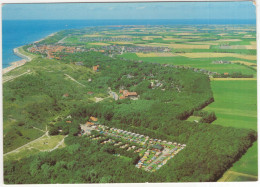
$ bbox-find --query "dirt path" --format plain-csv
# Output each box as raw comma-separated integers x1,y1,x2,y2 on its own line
57,36,67,44
32,126,46,133
3,70,31,83
4,130,48,156
48,135,68,152
64,74,86,87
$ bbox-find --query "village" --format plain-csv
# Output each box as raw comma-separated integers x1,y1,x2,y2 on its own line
79,116,186,172
79,36,133,42
27,44,84,59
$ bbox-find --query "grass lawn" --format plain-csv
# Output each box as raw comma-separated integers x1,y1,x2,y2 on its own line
4,135,65,161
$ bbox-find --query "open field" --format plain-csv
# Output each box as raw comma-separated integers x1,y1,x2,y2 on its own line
142,36,162,40
177,53,256,61
220,45,256,50
136,43,210,49
136,53,177,57
121,54,256,75
231,60,257,67
204,80,257,130
83,34,103,37
218,170,257,182
211,78,257,81
89,42,111,46
204,80,257,181
4,134,66,161
111,42,134,45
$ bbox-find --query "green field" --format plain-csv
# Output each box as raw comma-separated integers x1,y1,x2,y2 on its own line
204,80,257,181
120,53,256,75
205,80,257,130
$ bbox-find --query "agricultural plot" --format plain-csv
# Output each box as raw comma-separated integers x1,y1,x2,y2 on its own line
204,80,257,130
121,54,256,75
177,53,256,61
204,80,257,181
89,43,111,46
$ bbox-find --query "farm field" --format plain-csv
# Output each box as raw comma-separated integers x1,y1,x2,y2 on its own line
204,80,257,130
204,80,257,181
121,54,256,76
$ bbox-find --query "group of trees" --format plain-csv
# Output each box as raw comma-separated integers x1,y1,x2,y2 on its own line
193,110,217,123
213,72,254,78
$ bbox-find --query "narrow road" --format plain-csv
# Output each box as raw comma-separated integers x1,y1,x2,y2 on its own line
64,74,86,87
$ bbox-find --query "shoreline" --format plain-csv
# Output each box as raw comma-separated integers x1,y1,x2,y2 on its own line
2,47,31,75
2,32,57,75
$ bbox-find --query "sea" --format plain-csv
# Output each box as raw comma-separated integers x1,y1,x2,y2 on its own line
2,19,256,68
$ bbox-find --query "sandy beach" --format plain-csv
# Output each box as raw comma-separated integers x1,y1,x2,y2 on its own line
2,47,32,75
2,32,57,75
2,59,27,75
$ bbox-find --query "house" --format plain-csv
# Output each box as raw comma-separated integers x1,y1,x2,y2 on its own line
86,121,95,126
90,116,98,122
66,121,72,123
224,72,229,75
63,93,69,97
121,90,138,98
119,96,126,100
93,65,100,72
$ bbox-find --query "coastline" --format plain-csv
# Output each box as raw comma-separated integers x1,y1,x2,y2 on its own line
2,32,57,75
2,47,32,75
